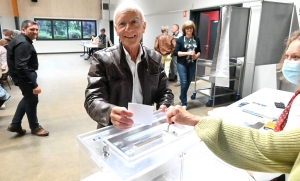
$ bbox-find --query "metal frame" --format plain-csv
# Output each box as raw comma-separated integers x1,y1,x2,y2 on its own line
193,58,243,107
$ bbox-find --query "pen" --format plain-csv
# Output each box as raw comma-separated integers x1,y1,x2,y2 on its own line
252,102,266,107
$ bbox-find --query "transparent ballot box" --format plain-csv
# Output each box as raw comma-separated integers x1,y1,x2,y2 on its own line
77,110,200,181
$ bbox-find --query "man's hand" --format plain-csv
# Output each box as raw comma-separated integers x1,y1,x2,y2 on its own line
33,86,41,94
166,105,200,126
110,107,134,130
159,104,167,111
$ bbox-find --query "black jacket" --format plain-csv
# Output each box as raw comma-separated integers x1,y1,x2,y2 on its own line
84,43,174,128
174,35,201,63
7,34,38,88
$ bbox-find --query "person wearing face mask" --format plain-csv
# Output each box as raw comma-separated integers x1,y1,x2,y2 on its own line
246,30,300,181
165,105,300,181
84,3,174,130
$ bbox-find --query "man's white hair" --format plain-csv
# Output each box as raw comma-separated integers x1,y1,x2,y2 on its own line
2,29,11,34
113,3,145,24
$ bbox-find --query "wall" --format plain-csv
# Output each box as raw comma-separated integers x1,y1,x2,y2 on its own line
142,11,189,49
110,0,300,46
0,0,103,53
110,0,300,20
1,0,299,53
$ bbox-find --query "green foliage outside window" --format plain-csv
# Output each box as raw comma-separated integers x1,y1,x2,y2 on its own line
68,21,82,39
36,20,52,39
83,21,96,39
35,19,96,40
54,20,67,39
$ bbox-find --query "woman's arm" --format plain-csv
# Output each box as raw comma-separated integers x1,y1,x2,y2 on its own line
174,37,190,57
195,117,300,175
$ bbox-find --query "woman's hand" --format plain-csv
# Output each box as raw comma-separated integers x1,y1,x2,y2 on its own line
166,105,201,126
192,52,200,60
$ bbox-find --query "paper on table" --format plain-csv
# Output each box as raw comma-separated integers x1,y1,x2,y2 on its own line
208,107,263,125
128,103,153,125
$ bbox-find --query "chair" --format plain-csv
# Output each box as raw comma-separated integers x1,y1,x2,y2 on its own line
0,67,11,89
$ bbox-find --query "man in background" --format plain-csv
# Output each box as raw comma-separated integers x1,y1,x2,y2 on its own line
85,28,112,60
7,20,49,136
2,29,21,40
171,24,182,86
97,28,112,49
154,25,176,78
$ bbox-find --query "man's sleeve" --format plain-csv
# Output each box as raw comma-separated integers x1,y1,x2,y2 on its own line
173,38,181,56
84,51,116,127
154,37,160,52
196,37,201,53
154,60,174,109
14,42,38,89
171,37,176,54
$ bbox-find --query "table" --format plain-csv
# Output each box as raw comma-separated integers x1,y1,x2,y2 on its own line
209,88,293,127
79,42,98,58
79,88,293,181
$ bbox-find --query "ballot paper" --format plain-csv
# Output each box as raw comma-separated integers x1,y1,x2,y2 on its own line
208,107,271,125
128,103,153,125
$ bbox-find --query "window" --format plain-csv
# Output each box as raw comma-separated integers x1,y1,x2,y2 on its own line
34,18,96,40
54,20,67,39
82,21,96,38
68,20,81,39
36,20,52,39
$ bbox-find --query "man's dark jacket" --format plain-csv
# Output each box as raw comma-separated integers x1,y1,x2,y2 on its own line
7,33,38,89
84,43,174,128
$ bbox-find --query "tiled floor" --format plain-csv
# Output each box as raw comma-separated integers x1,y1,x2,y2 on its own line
0,53,213,181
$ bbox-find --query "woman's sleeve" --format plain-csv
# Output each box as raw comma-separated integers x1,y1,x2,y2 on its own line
195,37,201,54
173,37,181,56
194,116,300,177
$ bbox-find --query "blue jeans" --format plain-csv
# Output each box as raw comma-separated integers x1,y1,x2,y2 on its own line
11,72,39,129
177,60,196,106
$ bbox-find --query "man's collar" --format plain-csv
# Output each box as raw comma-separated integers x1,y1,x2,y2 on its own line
21,33,33,44
122,44,143,62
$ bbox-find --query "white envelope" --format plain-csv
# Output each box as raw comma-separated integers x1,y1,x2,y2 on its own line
128,103,153,125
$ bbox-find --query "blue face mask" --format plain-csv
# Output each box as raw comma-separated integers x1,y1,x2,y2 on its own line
282,59,300,84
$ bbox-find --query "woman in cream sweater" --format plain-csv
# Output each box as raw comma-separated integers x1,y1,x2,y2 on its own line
166,105,300,181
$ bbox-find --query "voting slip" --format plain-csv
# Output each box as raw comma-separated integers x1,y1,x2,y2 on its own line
128,103,153,125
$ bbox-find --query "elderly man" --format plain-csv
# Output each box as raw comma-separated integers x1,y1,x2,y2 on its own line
2,29,21,40
84,3,174,129
154,25,176,78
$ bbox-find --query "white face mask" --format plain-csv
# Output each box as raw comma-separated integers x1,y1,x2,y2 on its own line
282,59,300,84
